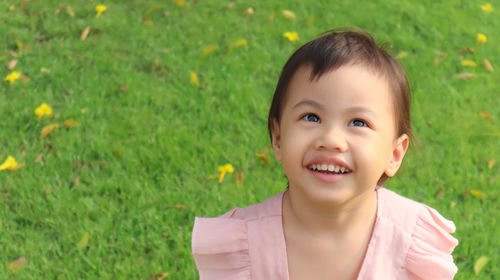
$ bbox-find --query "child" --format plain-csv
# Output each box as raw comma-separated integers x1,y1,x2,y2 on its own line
192,29,458,279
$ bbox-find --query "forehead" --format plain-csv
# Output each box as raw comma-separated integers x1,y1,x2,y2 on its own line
284,64,394,112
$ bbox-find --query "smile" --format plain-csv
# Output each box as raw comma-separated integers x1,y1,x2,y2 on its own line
308,164,351,174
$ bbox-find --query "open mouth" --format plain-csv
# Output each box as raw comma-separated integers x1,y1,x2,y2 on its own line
308,164,352,175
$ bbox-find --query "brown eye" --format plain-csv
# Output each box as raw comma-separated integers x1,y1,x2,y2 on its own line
302,113,321,123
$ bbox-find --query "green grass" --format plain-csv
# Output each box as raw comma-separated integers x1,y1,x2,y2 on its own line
1,0,499,278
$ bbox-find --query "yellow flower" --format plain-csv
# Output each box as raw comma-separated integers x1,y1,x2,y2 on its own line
174,0,185,6
0,156,24,171
461,59,477,67
96,4,107,17
218,164,234,183
190,72,199,87
480,3,492,12
35,103,53,120
282,10,296,20
4,71,21,84
283,32,299,42
476,33,487,43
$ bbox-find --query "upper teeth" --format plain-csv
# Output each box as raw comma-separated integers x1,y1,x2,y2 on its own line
310,164,349,173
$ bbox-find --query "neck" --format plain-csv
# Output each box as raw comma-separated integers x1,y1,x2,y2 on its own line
283,186,378,239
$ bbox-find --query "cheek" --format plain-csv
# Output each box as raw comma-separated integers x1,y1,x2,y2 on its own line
280,128,308,165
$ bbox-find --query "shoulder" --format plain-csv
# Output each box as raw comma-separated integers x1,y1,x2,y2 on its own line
377,187,459,279
219,191,284,221
191,192,285,279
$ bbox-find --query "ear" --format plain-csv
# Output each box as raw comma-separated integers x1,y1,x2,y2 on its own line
384,134,409,177
270,118,282,162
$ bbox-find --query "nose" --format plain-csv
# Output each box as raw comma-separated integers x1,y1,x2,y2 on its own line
314,125,348,152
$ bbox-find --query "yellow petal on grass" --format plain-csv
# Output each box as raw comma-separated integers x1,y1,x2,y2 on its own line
488,159,496,169
34,153,43,163
483,58,494,72
190,72,199,87
77,231,89,250
5,256,26,273
434,53,447,65
231,39,247,47
470,189,486,199
476,33,487,43
256,152,271,167
144,16,153,26
81,26,90,41
480,3,492,12
244,7,254,15
15,41,23,51
283,31,299,42
7,59,18,70
227,39,247,53
454,73,475,80
218,163,234,183
479,112,491,119
174,0,185,7
395,51,408,59
66,6,75,17
236,171,243,188
35,103,53,120
202,45,218,56
268,13,275,21
146,5,161,15
0,156,25,171
150,272,170,280
41,123,61,138
474,256,490,275
461,59,477,67
8,50,19,58
4,71,21,84
282,10,296,20
95,4,107,17
64,119,78,128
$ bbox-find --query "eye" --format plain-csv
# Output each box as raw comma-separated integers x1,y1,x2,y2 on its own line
301,113,321,123
348,119,367,127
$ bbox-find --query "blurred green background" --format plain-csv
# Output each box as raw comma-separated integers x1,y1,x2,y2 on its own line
0,0,498,279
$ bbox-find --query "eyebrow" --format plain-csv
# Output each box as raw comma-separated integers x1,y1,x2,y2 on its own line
293,99,377,116
293,99,324,110
344,106,376,116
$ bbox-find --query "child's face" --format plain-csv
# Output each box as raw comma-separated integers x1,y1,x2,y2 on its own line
271,64,408,206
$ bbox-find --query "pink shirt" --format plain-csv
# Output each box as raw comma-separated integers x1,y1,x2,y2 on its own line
192,187,458,279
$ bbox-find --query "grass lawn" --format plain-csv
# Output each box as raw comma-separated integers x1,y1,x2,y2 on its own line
1,0,499,279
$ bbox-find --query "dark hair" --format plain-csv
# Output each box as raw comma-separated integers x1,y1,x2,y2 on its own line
267,28,412,185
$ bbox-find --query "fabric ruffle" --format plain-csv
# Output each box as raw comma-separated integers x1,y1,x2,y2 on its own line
406,204,459,279
192,217,251,279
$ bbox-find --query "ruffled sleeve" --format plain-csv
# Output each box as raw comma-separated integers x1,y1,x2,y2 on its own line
192,217,251,279
406,204,459,279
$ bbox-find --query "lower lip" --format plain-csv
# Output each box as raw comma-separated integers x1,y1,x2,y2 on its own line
308,169,348,183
